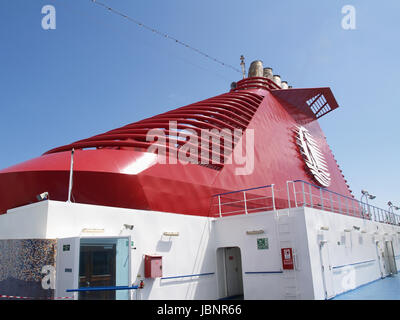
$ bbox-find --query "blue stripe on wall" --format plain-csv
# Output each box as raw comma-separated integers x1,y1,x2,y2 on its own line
245,271,283,274
161,272,214,280
333,259,376,270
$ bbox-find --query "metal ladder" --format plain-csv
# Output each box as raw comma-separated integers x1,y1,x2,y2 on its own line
276,209,300,299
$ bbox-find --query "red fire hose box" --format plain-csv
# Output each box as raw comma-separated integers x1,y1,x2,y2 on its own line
144,255,163,278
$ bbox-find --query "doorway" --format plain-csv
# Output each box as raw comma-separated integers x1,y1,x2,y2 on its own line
319,241,334,299
384,240,398,275
217,247,244,299
375,241,387,277
79,243,116,300
78,237,130,300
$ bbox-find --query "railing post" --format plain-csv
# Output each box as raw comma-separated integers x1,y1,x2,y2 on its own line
293,182,298,207
213,181,398,224
218,195,222,218
320,188,324,211
243,191,248,215
329,192,334,213
271,184,276,211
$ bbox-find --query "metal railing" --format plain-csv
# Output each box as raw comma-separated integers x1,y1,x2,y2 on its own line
211,185,276,217
287,180,400,225
210,180,400,226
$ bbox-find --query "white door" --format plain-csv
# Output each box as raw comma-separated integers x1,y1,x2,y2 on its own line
224,247,243,297
55,237,80,300
376,241,388,277
319,241,334,299
385,241,398,275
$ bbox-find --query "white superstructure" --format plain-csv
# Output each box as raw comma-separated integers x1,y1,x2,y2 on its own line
0,197,398,300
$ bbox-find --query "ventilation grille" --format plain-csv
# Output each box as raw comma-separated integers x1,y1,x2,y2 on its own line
271,87,339,120
306,94,332,118
44,91,264,170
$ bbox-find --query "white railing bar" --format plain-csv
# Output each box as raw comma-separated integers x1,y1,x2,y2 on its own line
246,206,274,212
219,199,248,206
218,195,222,218
245,196,272,202
271,184,276,210
243,191,248,215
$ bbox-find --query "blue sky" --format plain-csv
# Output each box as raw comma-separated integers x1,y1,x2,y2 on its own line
0,0,399,209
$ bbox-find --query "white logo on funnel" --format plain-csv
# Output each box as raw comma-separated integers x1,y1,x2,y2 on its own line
295,126,331,187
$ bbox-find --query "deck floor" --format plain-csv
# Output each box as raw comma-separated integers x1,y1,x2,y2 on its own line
332,274,400,300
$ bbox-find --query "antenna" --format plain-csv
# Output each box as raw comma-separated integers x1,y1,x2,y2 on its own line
67,148,74,203
240,55,246,79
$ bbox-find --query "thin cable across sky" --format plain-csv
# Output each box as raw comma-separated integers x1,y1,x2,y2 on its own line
90,0,242,74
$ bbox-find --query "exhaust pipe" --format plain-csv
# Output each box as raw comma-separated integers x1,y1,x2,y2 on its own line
263,67,273,80
248,60,264,78
273,75,281,87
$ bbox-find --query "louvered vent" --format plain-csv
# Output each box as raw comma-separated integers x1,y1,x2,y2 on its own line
45,91,264,170
306,94,332,118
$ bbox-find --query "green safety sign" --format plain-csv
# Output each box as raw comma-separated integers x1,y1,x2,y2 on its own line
257,238,269,250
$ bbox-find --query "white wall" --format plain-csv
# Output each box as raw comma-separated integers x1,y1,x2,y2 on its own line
214,209,316,299
0,201,49,239
0,200,217,300
0,201,399,300
302,207,400,300
214,212,284,299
